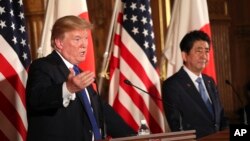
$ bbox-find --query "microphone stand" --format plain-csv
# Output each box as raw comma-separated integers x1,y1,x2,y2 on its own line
226,80,248,125
124,79,184,131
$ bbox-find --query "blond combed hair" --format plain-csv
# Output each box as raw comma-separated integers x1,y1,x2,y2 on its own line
51,15,93,48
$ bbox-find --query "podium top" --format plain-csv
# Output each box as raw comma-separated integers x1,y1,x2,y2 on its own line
110,130,196,141
197,129,229,141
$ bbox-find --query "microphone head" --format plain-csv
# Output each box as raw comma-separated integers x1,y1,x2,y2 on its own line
124,79,132,85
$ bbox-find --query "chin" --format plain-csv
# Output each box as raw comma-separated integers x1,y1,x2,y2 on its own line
79,55,86,59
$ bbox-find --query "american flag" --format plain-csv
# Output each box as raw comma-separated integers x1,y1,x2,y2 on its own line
109,0,166,133
0,0,30,140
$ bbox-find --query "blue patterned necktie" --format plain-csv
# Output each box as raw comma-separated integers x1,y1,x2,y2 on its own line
196,77,214,116
73,65,101,140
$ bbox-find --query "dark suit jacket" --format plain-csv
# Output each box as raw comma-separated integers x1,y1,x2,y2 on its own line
102,102,136,138
162,67,228,138
26,51,105,141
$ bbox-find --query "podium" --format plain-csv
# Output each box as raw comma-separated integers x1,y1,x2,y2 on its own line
110,130,196,141
197,129,229,141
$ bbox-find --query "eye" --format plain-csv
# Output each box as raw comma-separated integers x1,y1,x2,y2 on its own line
83,36,88,40
205,48,210,53
74,37,81,42
195,49,202,53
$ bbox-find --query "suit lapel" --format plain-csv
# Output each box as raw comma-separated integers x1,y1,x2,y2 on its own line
52,53,100,125
203,76,218,118
50,51,101,130
87,87,100,123
77,86,101,126
178,68,203,105
50,51,95,116
178,68,214,118
50,51,69,80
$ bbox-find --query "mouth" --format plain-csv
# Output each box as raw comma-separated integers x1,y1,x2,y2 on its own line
199,59,207,64
80,51,86,57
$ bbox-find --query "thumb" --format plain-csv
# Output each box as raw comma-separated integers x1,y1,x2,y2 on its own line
66,68,77,93
68,68,75,79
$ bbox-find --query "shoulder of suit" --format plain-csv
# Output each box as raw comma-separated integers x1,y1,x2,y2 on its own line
163,73,182,87
31,52,62,68
202,73,213,80
202,74,216,84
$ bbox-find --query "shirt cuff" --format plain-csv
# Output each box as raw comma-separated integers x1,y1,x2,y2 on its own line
62,82,76,107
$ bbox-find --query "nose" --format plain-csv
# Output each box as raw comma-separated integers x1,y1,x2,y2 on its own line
201,51,207,56
82,38,88,48
200,48,209,56
200,51,209,63
200,53,208,61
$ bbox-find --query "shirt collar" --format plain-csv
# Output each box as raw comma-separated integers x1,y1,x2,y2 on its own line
55,51,73,69
183,66,203,83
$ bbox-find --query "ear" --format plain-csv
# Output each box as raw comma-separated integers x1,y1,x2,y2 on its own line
181,52,187,62
54,38,63,50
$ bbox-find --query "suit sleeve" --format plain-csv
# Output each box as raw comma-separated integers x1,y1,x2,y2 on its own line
162,79,183,131
26,60,65,111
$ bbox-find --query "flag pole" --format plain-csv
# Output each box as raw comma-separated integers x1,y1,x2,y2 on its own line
98,0,120,94
37,0,53,58
160,0,171,81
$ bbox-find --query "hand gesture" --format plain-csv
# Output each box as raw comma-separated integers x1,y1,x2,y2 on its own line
66,68,95,93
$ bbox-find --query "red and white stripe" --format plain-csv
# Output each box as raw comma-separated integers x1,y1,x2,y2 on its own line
163,0,217,82
109,2,166,133
0,36,28,141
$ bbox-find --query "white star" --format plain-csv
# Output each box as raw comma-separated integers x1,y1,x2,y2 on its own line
22,52,28,60
130,15,138,23
12,36,17,44
141,17,147,25
148,7,152,14
151,32,155,39
132,27,139,35
19,12,24,19
152,56,157,63
0,6,5,15
19,25,25,33
142,29,148,37
11,22,15,30
21,38,26,46
18,0,23,6
144,41,149,48
149,19,153,26
151,44,156,51
130,2,137,10
123,14,127,21
10,10,14,17
0,20,6,29
140,4,146,12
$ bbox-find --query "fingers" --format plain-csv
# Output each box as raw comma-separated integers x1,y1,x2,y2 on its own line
68,68,75,79
76,71,95,87
66,70,95,93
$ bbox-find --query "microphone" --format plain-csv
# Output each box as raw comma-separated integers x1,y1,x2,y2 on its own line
225,80,248,125
124,79,162,101
124,79,184,130
225,80,243,104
